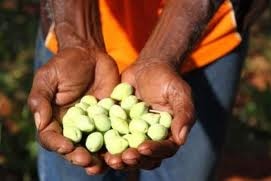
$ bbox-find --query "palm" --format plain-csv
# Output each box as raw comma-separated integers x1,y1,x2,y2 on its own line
104,61,195,170
127,64,189,114
29,47,120,174
47,48,119,120
49,48,96,119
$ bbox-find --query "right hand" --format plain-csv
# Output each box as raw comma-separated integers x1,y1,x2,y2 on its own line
28,46,120,175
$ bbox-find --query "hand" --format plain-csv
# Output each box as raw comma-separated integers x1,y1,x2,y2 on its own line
28,46,120,175
104,61,195,170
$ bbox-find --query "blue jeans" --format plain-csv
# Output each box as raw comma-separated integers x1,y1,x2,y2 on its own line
35,29,248,181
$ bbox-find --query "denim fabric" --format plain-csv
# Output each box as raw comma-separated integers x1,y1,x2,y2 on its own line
140,39,247,181
35,28,247,181
34,29,53,70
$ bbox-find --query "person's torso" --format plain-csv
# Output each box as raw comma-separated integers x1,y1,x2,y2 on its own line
44,0,261,73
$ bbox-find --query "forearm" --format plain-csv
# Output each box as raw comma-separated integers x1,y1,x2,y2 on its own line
138,0,224,67
41,0,104,51
242,0,269,29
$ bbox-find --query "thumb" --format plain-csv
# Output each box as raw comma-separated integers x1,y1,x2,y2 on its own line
121,65,137,86
28,66,57,131
169,80,195,145
171,111,194,146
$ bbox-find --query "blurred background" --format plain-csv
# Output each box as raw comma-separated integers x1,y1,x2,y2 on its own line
0,0,270,180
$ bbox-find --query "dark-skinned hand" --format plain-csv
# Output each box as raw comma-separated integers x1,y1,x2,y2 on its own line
28,46,120,175
104,61,195,170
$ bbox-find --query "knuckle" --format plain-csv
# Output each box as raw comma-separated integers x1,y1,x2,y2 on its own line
86,167,104,176
57,142,74,154
74,155,91,167
185,110,196,125
27,94,40,111
37,136,50,151
35,66,47,77
37,131,48,145
35,65,55,84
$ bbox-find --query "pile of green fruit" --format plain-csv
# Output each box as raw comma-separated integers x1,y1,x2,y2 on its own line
62,83,172,154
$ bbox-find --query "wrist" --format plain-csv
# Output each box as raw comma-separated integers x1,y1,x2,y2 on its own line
135,57,180,73
50,0,104,51
55,22,98,51
136,0,214,69
137,47,181,69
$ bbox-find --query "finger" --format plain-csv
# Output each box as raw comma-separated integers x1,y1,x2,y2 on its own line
85,156,108,175
89,54,120,99
38,120,74,154
139,156,162,170
104,152,125,170
28,65,57,130
64,147,92,167
171,112,194,146
169,79,195,145
120,66,138,87
142,161,161,170
121,67,142,99
122,148,141,167
138,139,178,158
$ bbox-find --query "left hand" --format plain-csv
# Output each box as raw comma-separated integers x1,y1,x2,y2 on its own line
104,60,196,170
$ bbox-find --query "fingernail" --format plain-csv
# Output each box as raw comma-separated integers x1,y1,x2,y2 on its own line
86,170,96,176
139,148,152,155
34,112,41,130
57,146,66,154
179,126,189,145
123,158,139,165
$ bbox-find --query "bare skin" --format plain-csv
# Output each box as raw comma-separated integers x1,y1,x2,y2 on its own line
104,0,220,170
104,61,195,170
29,0,119,174
29,0,226,175
28,46,120,174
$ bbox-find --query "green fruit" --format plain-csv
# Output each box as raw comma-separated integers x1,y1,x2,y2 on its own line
129,102,148,119
147,124,168,141
159,112,172,128
66,107,85,118
104,129,120,143
63,126,82,143
80,95,98,106
85,132,104,152
98,98,115,110
62,114,76,127
105,136,128,154
75,102,89,111
111,117,129,135
74,115,95,132
141,113,160,125
123,132,146,148
110,83,133,101
93,114,111,132
109,105,127,120
129,119,149,134
120,95,138,111
87,105,108,118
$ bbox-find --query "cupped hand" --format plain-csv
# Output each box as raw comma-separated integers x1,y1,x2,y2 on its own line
104,61,195,170
28,46,120,175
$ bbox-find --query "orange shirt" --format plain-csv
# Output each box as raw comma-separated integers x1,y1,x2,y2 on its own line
45,0,241,73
